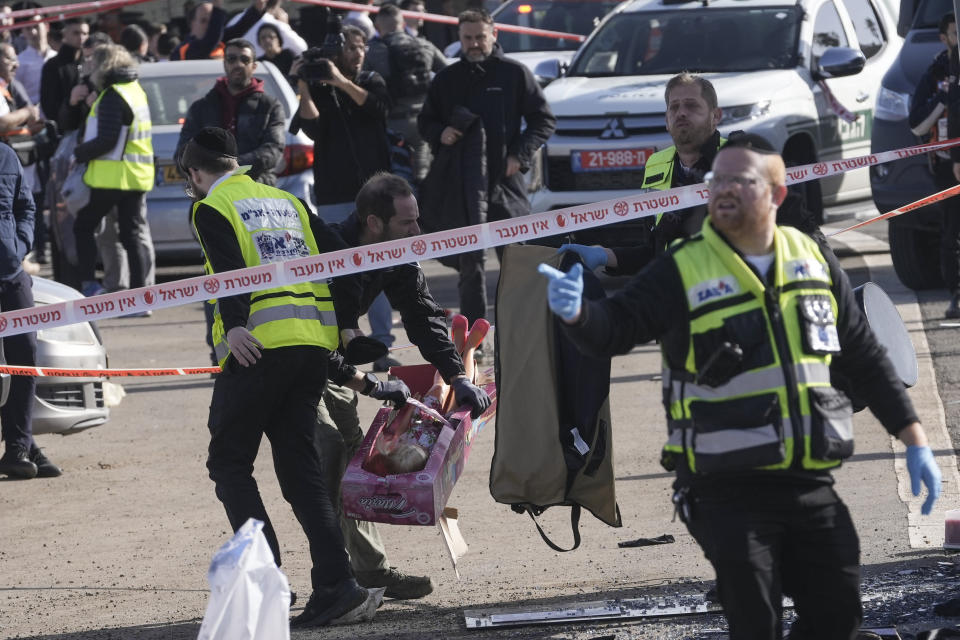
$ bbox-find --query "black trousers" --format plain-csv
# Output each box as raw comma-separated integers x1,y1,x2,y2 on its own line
935,161,960,294
685,483,861,640
0,270,35,452
73,188,146,288
206,346,352,590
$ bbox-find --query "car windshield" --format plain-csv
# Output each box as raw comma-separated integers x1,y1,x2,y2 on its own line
493,0,621,52
138,71,290,125
568,7,802,76
913,0,951,29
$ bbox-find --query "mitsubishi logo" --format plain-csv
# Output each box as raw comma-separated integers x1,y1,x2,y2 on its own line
599,117,627,139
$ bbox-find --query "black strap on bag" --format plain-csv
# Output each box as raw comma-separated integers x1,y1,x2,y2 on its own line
517,504,582,552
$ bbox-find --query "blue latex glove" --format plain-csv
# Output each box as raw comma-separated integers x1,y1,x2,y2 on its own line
558,243,608,270
907,445,942,515
538,262,584,322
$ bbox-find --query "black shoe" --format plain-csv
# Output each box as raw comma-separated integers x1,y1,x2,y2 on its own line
30,447,61,478
372,355,401,372
947,294,960,319
0,447,38,479
290,580,368,628
356,567,434,600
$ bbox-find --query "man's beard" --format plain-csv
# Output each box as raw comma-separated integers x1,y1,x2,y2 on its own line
185,177,206,202
670,121,713,148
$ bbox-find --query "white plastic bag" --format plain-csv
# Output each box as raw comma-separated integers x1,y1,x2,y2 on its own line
197,518,291,640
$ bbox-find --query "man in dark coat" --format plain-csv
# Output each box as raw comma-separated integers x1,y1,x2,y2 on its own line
39,18,88,127
176,38,285,186
417,8,555,336
0,142,60,479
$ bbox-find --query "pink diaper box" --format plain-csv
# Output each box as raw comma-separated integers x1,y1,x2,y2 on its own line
341,363,497,526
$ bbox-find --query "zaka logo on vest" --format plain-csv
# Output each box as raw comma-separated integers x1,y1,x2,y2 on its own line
688,276,740,308
786,259,828,282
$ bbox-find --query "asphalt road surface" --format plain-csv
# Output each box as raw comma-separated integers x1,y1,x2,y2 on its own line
1,199,958,640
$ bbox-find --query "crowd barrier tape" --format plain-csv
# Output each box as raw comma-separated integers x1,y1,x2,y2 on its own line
292,0,586,42
0,364,219,377
1,0,154,32
0,136,958,340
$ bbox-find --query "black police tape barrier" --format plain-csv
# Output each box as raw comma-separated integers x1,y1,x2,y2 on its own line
0,136,958,340
291,0,586,42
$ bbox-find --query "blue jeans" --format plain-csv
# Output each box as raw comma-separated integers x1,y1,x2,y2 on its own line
367,292,394,348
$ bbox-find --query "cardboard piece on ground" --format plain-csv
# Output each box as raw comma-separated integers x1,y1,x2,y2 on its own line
438,506,468,578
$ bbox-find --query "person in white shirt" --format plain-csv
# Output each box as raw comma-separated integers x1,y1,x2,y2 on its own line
17,17,55,113
225,0,306,58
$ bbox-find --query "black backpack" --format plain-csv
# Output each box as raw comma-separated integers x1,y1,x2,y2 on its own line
383,32,432,101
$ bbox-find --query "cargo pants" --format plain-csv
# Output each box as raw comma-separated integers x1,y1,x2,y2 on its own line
316,382,391,575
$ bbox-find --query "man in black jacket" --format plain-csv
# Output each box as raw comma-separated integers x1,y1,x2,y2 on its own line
293,25,391,222
39,18,88,128
541,139,942,639
316,172,490,600
915,12,960,317
176,38,285,186
417,8,556,336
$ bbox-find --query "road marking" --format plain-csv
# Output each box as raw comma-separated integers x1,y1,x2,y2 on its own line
826,226,957,549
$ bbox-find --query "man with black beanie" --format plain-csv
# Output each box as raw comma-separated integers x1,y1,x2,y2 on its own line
185,126,410,628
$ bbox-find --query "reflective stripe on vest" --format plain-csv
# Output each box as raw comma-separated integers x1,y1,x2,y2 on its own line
84,80,154,191
191,173,339,367
661,220,849,475
642,139,726,226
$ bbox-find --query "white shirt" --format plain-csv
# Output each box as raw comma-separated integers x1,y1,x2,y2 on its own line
745,252,775,283
225,12,307,58
17,46,54,109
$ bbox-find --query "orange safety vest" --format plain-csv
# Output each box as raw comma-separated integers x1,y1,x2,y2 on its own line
177,41,225,60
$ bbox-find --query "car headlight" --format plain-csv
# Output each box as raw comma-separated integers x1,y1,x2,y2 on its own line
37,321,98,346
874,86,911,121
719,101,772,125
525,147,545,194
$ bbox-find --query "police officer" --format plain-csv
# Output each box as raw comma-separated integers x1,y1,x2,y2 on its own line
561,73,821,276
184,127,410,628
540,135,942,639
317,173,491,600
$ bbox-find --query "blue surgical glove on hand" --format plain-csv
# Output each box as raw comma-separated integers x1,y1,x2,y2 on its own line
538,262,584,322
452,376,491,418
907,445,942,515
558,243,608,270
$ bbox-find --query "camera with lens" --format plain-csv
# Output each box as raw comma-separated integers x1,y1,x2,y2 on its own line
294,14,344,83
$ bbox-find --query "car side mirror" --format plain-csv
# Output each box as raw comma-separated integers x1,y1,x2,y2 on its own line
815,46,866,79
534,58,563,86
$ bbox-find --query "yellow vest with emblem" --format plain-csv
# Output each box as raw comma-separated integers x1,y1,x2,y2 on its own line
190,173,340,366
83,80,154,191
660,219,853,475
642,139,726,226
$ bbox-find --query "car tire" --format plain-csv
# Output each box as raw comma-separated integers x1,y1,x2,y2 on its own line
889,218,944,290
785,155,824,225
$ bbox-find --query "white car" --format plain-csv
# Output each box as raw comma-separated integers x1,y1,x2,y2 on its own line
529,0,902,243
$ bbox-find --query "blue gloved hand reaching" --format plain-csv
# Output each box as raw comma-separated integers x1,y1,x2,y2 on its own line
538,262,584,323
558,244,608,271
906,445,942,515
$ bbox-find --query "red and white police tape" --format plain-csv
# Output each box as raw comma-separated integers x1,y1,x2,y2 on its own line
0,364,220,377
828,182,960,236
0,0,154,32
0,136,957,341
291,0,586,42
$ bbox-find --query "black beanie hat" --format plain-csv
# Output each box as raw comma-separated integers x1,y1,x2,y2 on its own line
179,127,238,172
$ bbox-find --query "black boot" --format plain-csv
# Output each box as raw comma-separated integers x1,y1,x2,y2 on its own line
291,579,368,628
0,446,38,479
30,446,62,478
947,294,960,319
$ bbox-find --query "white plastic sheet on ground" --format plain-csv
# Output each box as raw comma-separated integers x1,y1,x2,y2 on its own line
198,518,291,640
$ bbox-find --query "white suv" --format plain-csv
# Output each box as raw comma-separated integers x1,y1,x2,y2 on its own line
529,0,901,242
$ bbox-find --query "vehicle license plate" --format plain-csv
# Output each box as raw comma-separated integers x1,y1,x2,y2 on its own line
571,148,654,172
162,164,184,184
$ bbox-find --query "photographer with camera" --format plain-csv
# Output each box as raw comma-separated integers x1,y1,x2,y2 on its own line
292,22,399,374
292,23,391,222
